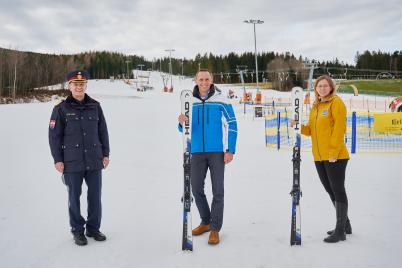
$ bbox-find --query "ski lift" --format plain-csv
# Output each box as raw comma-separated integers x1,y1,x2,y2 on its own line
326,67,332,77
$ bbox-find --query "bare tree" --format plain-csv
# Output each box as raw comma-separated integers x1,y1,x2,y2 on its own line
267,57,306,91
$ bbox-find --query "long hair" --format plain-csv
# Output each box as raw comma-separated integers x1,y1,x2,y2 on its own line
313,75,336,107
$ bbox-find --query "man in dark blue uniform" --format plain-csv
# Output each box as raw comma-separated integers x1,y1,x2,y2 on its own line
49,70,110,246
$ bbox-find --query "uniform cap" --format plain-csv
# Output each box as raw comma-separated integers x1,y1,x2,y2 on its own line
67,70,90,83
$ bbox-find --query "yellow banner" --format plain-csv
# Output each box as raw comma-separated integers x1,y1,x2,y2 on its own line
374,113,402,133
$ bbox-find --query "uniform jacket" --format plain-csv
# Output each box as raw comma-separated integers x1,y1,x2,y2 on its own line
49,94,110,172
301,95,349,161
179,85,238,153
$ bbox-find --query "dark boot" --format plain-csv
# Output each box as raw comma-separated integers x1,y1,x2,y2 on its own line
327,201,352,235
324,202,347,243
327,218,352,235
73,233,88,246
86,230,107,241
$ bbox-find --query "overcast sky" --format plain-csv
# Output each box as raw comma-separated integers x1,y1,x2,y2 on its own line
0,0,400,64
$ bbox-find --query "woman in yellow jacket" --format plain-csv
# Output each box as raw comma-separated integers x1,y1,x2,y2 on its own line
299,75,351,243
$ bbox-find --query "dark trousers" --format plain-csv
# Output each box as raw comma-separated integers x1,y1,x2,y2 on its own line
191,152,225,231
63,169,102,234
314,159,349,204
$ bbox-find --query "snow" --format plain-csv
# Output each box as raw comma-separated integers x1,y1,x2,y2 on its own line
0,73,401,268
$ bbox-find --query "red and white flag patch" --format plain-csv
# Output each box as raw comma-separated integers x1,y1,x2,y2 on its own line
49,120,56,129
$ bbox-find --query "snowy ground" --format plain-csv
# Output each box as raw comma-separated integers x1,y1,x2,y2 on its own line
0,74,401,268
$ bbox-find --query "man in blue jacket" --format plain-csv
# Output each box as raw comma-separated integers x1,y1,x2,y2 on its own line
178,69,237,245
49,70,110,246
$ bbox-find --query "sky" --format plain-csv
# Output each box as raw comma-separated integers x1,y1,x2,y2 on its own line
0,0,401,64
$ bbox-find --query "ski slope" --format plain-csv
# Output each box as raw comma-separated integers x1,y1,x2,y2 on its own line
0,73,400,268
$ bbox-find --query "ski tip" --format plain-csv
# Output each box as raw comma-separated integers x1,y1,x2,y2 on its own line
291,86,303,93
181,89,192,97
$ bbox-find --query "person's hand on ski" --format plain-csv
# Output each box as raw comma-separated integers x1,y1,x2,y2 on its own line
178,114,188,124
54,162,64,173
224,152,234,164
290,119,299,127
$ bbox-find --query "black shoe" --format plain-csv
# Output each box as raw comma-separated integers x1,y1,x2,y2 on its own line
73,233,88,246
86,230,107,241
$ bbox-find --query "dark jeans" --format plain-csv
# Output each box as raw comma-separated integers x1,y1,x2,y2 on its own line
314,159,349,204
63,169,102,234
191,152,225,231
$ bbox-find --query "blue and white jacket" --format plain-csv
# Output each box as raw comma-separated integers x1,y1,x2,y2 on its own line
179,85,238,153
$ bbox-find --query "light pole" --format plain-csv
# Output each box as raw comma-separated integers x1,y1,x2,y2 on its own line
244,19,264,91
125,60,131,79
165,49,175,88
13,60,17,103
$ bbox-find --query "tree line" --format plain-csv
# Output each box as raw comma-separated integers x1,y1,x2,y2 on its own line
0,48,147,101
1,47,401,102
356,50,402,71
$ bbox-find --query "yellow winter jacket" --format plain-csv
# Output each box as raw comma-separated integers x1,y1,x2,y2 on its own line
301,95,350,161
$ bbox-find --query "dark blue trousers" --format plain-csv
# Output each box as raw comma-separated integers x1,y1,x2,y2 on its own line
63,169,102,234
191,152,225,231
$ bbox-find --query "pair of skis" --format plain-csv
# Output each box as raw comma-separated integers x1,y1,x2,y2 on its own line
290,87,303,246
180,90,193,251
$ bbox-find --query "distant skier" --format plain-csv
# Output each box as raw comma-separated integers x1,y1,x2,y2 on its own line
48,70,110,246
292,75,352,243
177,69,238,245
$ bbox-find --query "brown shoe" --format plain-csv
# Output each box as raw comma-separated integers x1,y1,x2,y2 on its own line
208,230,220,245
192,224,211,236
